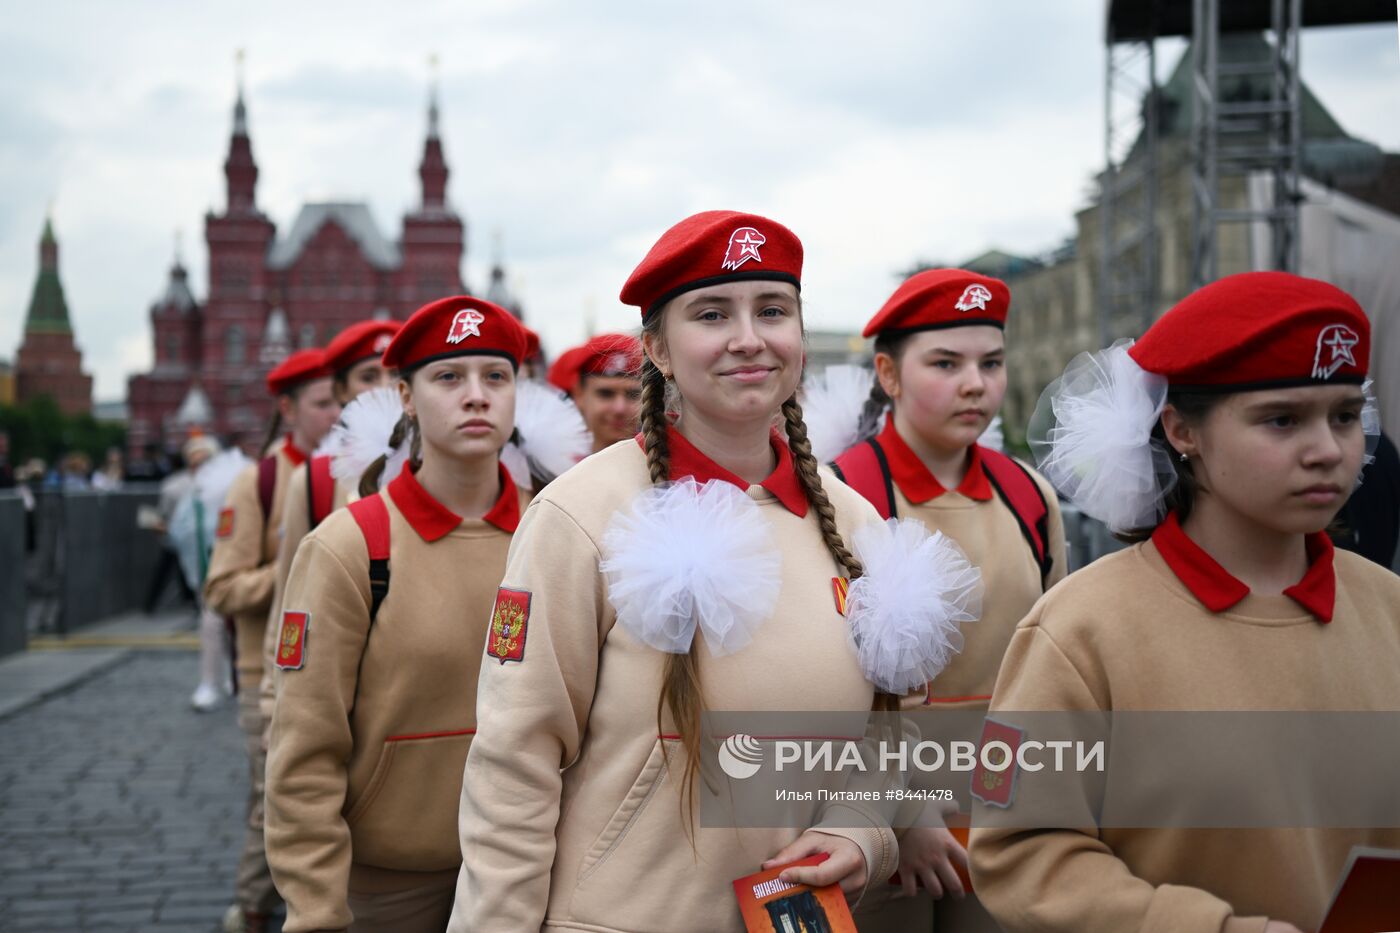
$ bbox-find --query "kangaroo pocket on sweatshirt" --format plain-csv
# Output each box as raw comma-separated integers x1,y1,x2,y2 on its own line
345,730,473,871
565,739,799,932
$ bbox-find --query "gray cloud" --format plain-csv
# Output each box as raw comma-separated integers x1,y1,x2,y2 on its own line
0,2,1394,400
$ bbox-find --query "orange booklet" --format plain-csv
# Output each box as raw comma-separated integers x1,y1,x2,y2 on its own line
733,853,858,933
1317,846,1400,933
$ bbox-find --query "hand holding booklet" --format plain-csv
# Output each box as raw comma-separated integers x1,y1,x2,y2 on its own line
733,853,858,933
1317,846,1400,933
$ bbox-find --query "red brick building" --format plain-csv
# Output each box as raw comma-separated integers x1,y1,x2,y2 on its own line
14,217,94,416
127,81,482,455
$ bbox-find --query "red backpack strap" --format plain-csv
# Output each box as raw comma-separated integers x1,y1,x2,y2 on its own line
980,447,1054,589
830,439,897,520
307,455,337,529
347,495,392,622
257,455,278,524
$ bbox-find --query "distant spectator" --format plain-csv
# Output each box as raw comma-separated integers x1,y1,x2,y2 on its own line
91,447,125,491
144,444,202,613
1333,431,1400,571
59,451,91,491
125,442,171,482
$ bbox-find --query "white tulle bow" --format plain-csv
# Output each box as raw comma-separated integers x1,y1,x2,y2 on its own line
803,365,877,463
600,478,781,656
1029,340,1175,534
845,518,982,694
978,415,1005,453
501,380,592,485
328,387,410,490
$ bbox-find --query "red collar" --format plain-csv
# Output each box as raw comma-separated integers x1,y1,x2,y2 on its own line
387,462,521,541
282,434,309,467
1150,511,1336,623
876,420,992,503
633,426,809,517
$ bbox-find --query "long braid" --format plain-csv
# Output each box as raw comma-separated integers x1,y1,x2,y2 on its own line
639,351,706,834
260,410,284,459
783,395,902,713
855,379,891,444
783,395,863,579
639,358,671,485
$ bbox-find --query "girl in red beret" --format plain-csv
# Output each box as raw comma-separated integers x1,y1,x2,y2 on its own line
816,268,1068,930
203,347,338,933
265,297,546,932
547,333,644,454
450,211,984,932
969,272,1400,933
256,320,403,738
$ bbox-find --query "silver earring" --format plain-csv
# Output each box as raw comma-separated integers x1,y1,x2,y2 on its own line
1178,452,1189,462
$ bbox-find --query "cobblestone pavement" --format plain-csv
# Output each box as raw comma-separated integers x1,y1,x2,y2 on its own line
0,650,280,932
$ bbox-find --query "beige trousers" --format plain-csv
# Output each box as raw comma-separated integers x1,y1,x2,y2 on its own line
236,688,282,913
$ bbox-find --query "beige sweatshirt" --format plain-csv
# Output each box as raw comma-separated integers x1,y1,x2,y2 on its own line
969,514,1400,933
204,436,303,687
265,463,528,933
854,426,1066,710
259,456,353,726
448,432,903,933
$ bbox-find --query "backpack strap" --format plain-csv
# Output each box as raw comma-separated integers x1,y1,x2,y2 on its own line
257,455,278,525
347,495,392,622
307,455,337,529
830,439,897,520
980,447,1054,590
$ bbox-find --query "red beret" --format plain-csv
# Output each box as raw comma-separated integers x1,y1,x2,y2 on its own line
323,319,402,373
1129,272,1370,389
547,334,641,394
863,269,1010,338
382,296,530,371
620,210,803,319
522,325,542,362
266,349,331,396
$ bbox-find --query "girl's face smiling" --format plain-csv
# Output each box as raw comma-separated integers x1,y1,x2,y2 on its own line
644,280,804,432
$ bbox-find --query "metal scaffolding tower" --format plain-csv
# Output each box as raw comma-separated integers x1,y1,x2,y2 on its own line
1190,0,1303,287
1100,28,1161,345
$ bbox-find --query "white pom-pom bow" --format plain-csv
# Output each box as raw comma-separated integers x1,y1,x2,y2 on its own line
845,518,982,694
600,478,781,656
803,365,878,463
501,380,592,485
1029,339,1176,534
328,387,410,490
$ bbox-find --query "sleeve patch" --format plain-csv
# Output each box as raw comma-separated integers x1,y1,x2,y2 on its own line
487,588,530,664
970,718,1024,808
216,507,235,539
276,611,309,670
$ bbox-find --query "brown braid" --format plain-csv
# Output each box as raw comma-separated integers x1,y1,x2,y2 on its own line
259,410,284,459
782,395,863,579
783,396,902,713
638,340,707,837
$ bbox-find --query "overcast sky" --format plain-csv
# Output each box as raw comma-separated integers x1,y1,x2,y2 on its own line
2,1,1396,401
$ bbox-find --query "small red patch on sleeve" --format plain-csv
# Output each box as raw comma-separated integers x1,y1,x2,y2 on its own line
487,588,530,664
831,577,850,616
970,718,1024,808
276,611,309,670
216,507,235,539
